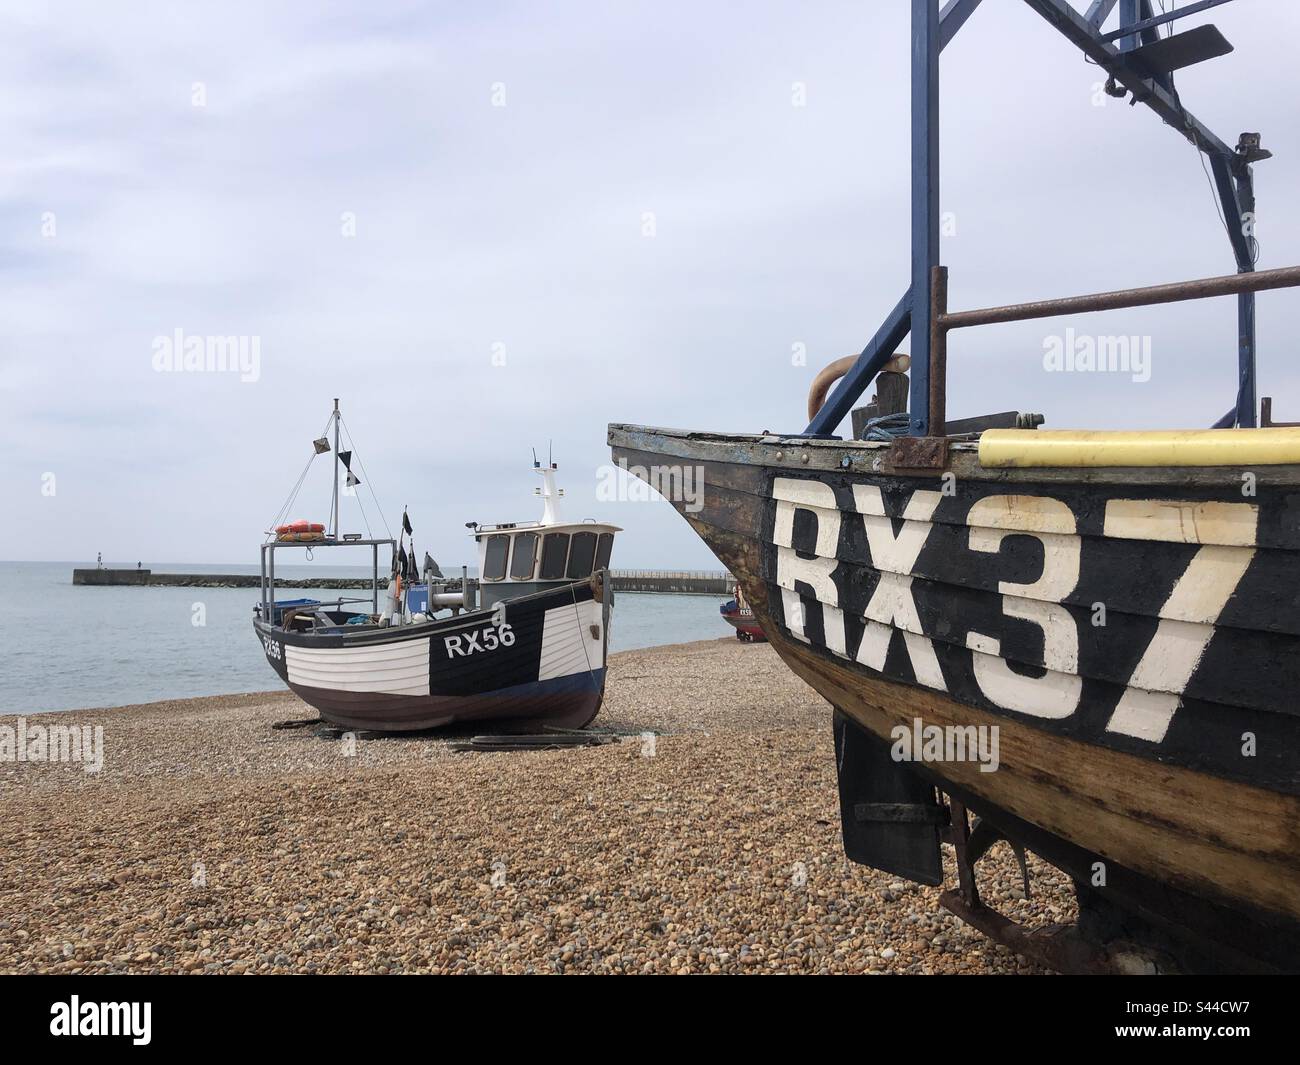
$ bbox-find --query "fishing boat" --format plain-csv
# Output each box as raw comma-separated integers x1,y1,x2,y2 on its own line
611,2,1300,973
255,402,618,732
720,582,766,642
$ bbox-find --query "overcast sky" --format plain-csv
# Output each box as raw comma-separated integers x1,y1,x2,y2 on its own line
4,0,1300,570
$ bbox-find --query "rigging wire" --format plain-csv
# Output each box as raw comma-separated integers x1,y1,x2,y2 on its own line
339,414,394,540
269,456,312,530
265,410,335,536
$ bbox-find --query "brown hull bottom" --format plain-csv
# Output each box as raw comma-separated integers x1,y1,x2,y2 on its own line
767,628,1300,971
288,672,606,733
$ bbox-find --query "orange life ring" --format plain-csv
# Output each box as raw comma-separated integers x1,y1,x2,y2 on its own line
275,520,326,535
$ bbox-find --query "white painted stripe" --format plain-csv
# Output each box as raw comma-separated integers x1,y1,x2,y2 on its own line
286,639,430,696
1102,499,1259,547
538,600,603,682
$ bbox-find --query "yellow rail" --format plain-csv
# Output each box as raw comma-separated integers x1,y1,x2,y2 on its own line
979,428,1300,468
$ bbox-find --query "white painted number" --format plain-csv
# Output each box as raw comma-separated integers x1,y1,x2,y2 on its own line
965,496,1082,719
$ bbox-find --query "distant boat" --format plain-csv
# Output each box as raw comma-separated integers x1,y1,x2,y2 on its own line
253,402,619,731
720,582,766,642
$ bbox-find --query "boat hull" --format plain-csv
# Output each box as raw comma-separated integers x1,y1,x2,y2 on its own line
720,604,767,640
610,424,1300,970
254,574,610,732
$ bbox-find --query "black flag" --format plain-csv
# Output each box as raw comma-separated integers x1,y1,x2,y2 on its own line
397,544,408,578
402,510,413,536
424,553,443,580
337,450,360,487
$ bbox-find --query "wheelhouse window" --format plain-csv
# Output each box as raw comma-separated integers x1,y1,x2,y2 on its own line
539,533,570,580
594,532,614,571
483,534,509,581
510,532,538,580
566,531,598,578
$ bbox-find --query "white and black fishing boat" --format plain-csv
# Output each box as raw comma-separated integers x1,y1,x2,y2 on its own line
254,402,618,732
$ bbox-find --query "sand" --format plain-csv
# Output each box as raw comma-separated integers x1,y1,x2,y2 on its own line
0,638,1070,973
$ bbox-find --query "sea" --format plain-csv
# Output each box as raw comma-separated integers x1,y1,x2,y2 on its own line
0,561,730,715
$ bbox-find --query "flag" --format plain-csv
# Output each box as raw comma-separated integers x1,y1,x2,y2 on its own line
397,544,409,576
402,510,413,536
424,553,443,579
336,449,360,487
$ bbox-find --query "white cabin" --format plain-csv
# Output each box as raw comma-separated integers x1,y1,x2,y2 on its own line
472,463,620,609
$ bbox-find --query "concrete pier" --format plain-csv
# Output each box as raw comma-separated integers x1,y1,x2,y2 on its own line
73,568,151,586
71,568,733,594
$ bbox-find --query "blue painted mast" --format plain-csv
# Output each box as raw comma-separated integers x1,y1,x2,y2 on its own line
909,0,940,437
804,0,1265,438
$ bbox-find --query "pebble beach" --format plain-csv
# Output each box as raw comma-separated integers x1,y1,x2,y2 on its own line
0,638,1070,974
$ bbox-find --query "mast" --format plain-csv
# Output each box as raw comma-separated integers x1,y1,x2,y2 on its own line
331,398,340,539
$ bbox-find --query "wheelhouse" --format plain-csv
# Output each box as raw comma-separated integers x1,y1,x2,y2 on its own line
471,461,620,610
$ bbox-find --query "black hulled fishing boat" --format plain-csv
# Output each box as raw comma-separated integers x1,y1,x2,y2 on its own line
611,2,1300,973
255,402,618,732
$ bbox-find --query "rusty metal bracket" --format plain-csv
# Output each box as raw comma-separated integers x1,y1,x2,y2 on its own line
940,889,1109,974
883,435,949,472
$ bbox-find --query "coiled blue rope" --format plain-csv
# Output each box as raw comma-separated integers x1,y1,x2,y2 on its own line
863,412,911,442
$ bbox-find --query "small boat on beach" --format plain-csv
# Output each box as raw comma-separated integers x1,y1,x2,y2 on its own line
720,582,766,642
254,402,618,732
611,4,1300,972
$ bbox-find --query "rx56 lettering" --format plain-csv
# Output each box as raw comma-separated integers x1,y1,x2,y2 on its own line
444,623,515,658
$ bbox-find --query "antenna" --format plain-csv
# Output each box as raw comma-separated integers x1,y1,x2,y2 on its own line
331,398,340,539
532,447,539,469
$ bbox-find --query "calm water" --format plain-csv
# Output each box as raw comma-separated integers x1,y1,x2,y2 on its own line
0,561,729,714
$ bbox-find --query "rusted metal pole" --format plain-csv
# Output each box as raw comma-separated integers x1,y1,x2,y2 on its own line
949,797,979,907
940,263,1300,330
928,265,948,437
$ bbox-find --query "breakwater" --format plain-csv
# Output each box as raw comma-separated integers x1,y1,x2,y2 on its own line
72,568,733,594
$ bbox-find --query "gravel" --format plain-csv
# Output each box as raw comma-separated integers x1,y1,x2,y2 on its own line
0,637,1069,974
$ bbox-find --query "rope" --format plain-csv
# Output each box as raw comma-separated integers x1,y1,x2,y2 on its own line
265,452,316,540
339,415,393,540
862,411,910,442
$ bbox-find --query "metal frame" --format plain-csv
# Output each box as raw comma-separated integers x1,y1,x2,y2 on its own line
259,537,395,621
805,0,1274,438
